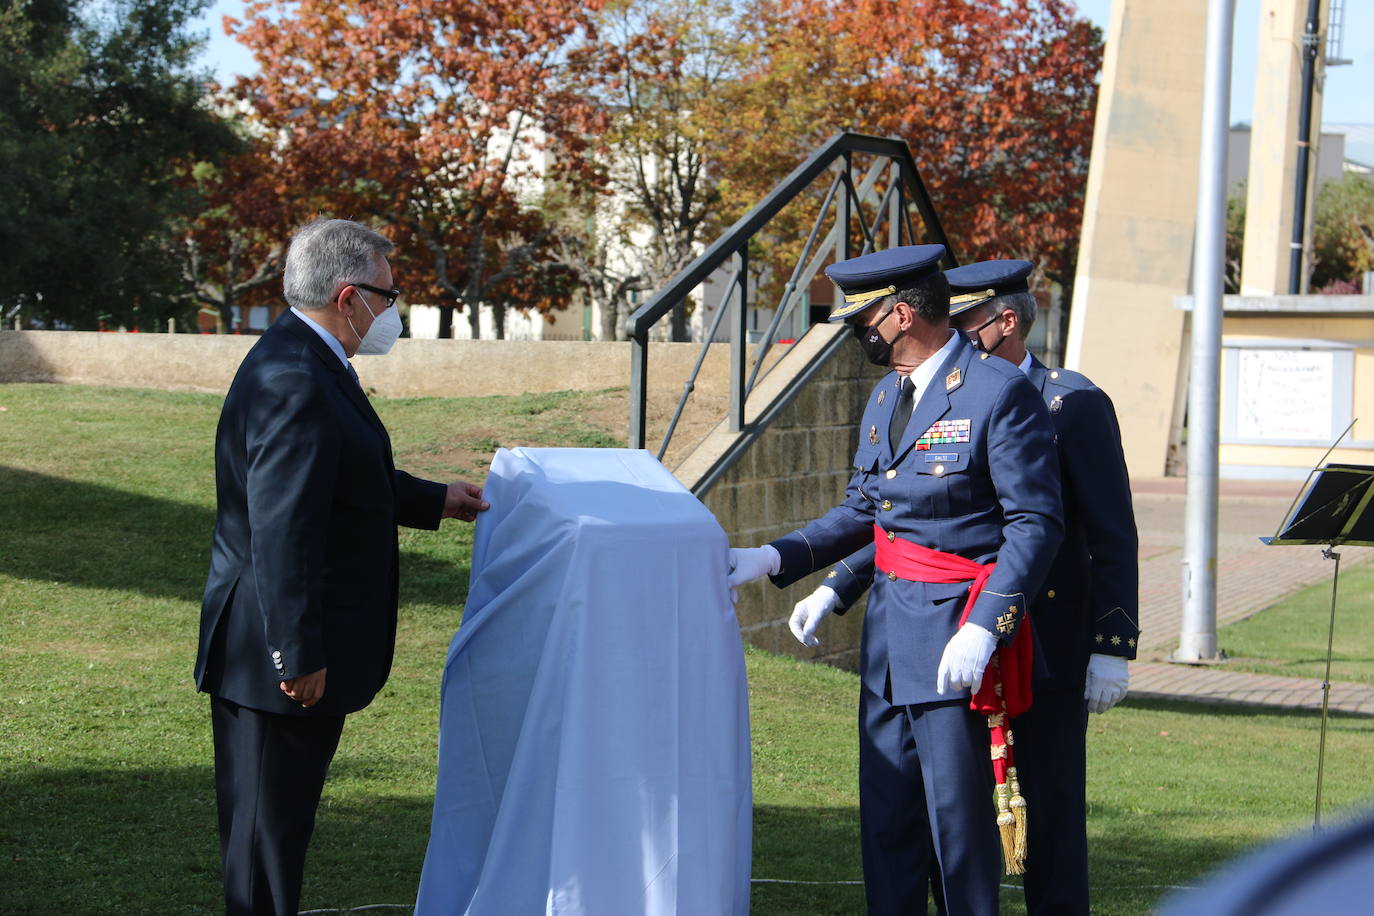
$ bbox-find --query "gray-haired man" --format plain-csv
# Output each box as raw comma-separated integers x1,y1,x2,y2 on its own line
195,218,487,914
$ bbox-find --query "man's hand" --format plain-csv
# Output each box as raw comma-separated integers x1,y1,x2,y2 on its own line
790,586,839,647
443,481,489,521
1084,654,1129,713
280,667,327,708
727,546,781,593
935,623,997,695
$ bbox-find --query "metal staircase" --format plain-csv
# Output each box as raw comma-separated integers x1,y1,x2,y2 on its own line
625,132,957,492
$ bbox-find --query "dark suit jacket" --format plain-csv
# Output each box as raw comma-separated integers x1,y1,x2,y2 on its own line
194,310,446,716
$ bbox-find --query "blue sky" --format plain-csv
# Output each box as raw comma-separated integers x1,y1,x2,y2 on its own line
192,0,1370,125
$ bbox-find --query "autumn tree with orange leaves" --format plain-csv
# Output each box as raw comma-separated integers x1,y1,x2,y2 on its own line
717,0,1101,300
173,108,303,333
224,0,613,338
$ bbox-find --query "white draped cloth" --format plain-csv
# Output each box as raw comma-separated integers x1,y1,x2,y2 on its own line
415,447,752,915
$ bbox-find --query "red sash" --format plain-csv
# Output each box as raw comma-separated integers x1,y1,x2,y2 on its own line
872,525,1033,717
873,524,1032,873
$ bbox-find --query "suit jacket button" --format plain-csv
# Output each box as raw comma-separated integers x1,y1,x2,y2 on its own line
886,469,897,479
888,571,897,581
881,499,893,511
1047,589,1056,598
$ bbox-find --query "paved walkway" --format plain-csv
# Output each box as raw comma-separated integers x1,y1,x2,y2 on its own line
1128,477,1374,715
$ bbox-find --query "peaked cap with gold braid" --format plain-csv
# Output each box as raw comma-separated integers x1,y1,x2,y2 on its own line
945,259,1034,318
823,244,947,322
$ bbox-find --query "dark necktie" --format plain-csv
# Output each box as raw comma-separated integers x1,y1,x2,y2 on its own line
888,376,914,448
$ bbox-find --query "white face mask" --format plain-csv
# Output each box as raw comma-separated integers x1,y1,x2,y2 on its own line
349,291,403,355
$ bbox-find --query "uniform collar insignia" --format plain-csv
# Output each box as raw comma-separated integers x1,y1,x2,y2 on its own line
945,367,961,391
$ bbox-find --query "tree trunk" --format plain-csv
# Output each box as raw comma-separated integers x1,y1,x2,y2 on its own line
670,301,690,342
492,303,507,340
468,304,481,339
437,305,454,339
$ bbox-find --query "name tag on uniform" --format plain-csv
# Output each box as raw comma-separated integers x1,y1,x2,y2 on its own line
924,453,959,462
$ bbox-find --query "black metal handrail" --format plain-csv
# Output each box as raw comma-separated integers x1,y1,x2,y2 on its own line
627,132,956,456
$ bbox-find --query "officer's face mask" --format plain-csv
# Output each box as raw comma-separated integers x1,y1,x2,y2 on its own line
349,291,403,355
852,306,897,367
963,307,1008,356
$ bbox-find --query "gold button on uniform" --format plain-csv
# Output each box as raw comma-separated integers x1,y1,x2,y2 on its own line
881,499,892,511
1050,370,1060,379
933,464,945,476
1047,589,1056,598
888,571,898,581
886,469,897,479
979,352,989,360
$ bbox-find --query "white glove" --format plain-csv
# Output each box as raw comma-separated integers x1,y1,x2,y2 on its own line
789,586,840,647
727,546,781,594
1084,654,1129,713
935,623,998,695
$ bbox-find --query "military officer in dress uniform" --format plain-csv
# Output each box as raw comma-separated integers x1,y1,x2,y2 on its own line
726,246,1063,916
795,259,1138,915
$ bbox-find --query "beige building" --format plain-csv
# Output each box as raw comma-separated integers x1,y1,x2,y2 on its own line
1177,295,1374,480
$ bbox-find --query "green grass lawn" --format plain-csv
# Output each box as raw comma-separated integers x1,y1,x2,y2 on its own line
1217,564,1374,686
2,383,1372,915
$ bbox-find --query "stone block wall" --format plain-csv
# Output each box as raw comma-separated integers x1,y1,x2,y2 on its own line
696,337,883,672
0,331,728,402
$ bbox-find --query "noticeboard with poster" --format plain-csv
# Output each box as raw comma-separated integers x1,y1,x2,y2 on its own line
1222,341,1355,447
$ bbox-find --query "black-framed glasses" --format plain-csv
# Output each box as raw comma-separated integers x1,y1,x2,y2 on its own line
960,307,1006,338
350,282,401,310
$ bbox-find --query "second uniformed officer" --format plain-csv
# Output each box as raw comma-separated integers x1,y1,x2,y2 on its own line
949,259,1138,915
726,246,1063,915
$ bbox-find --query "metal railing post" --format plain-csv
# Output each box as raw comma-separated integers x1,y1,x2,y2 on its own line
629,331,649,449
729,249,748,432
841,153,853,262
890,163,902,248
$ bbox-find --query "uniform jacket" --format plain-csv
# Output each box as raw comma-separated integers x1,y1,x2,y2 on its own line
827,354,1139,692
769,334,1063,706
195,310,446,716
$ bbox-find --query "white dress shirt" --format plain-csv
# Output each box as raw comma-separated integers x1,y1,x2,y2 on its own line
897,329,961,417
291,306,351,372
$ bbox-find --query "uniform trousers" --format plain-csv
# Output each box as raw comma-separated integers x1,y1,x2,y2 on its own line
211,696,346,916
858,683,1000,916
1012,687,1090,916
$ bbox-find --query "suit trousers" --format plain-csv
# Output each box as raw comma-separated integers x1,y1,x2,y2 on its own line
1012,687,1090,916
211,696,346,916
858,684,999,916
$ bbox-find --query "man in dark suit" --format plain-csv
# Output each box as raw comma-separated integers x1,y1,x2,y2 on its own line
195,218,488,915
801,260,1138,915
727,246,1063,915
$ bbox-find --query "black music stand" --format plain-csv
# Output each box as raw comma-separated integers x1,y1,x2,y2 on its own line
1262,457,1374,830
